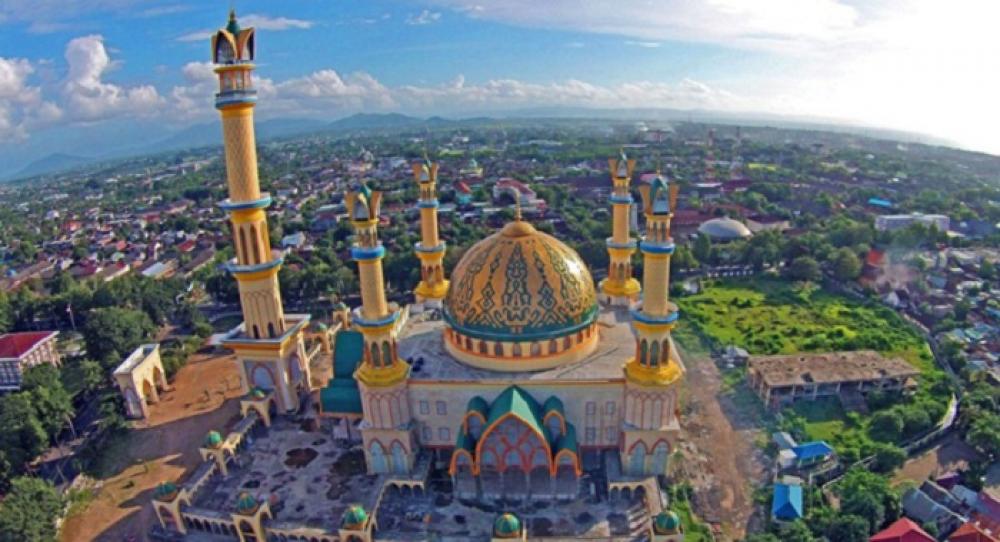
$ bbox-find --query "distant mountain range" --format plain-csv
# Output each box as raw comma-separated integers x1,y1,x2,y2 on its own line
1,108,966,181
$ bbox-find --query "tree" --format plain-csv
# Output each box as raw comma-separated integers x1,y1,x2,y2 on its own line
869,409,904,442
0,394,47,479
0,476,64,542
967,412,1000,458
831,247,862,281
744,534,780,542
693,234,712,264
788,256,822,282
777,519,815,542
83,307,155,367
21,365,74,440
871,443,906,474
825,514,871,542
0,291,12,333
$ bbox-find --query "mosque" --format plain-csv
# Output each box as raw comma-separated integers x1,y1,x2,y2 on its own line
152,12,687,541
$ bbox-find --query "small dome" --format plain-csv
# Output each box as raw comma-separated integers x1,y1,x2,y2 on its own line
341,504,368,529
697,217,752,240
493,513,522,538
204,430,223,448
153,481,178,501
653,511,681,534
310,321,328,332
235,492,259,515
250,387,267,400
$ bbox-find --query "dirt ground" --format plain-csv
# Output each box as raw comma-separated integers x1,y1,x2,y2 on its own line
894,432,982,486
676,347,770,541
60,352,244,542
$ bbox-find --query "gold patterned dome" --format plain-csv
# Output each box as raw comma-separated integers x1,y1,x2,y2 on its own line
443,219,600,369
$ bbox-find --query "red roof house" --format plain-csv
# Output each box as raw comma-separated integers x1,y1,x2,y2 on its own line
949,522,999,542
870,518,937,542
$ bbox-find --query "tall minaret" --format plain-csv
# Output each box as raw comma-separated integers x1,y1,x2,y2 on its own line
213,11,310,412
412,156,449,307
620,171,684,476
345,184,415,475
599,148,641,305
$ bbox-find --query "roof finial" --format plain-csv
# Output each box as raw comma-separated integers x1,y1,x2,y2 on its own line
513,190,522,222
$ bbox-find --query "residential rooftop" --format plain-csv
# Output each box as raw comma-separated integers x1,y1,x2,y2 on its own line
748,350,918,387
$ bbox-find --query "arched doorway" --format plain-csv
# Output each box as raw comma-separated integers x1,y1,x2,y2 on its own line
628,443,646,476
650,441,669,474
369,441,387,473
390,441,407,474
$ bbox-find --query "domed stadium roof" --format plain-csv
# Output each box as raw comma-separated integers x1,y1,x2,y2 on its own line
697,217,752,240
341,504,368,529
653,511,681,534
443,219,598,348
493,512,522,537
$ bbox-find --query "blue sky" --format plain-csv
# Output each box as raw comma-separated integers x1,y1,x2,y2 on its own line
0,0,998,175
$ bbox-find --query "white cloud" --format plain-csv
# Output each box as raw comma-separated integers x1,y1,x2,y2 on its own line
62,35,162,121
0,56,61,142
406,10,442,25
178,13,313,42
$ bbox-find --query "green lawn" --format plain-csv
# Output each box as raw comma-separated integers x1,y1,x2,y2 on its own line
673,278,948,455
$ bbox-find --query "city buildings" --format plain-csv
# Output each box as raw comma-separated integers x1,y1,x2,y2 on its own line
0,331,60,391
875,213,951,233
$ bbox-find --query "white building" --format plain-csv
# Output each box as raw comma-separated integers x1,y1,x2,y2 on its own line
875,213,950,233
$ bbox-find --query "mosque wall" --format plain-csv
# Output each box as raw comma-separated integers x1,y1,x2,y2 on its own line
407,381,626,448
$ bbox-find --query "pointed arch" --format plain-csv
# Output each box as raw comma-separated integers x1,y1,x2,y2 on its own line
650,341,660,368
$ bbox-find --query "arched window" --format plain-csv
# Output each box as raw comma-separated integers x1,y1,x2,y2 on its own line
563,336,571,350
549,339,558,354
530,342,541,356
370,343,380,367
650,341,660,368
369,441,387,473
465,337,473,351
512,343,521,357
382,342,393,367
267,322,276,338
250,224,261,264
252,324,260,339
479,341,488,354
661,340,670,365
494,342,503,357
238,227,249,263
640,340,648,366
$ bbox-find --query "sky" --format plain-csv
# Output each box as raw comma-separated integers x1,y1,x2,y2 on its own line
0,0,998,176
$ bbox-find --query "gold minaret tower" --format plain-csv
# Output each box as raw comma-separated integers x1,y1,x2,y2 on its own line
213,11,311,412
620,171,685,476
412,155,449,306
599,149,641,305
345,183,416,474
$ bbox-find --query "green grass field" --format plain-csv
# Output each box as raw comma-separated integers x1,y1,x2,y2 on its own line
673,279,948,454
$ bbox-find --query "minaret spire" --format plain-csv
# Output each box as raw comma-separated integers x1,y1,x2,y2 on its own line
598,147,641,305
212,11,310,412
412,153,449,306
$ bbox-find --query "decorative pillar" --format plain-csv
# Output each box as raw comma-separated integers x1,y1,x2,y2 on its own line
412,156,449,306
621,172,685,475
212,10,310,412
345,184,415,474
600,148,641,305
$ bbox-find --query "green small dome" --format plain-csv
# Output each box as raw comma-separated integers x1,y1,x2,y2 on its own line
493,513,521,538
310,321,329,332
235,492,258,515
653,511,681,534
250,387,267,400
333,301,349,311
153,481,178,501
341,504,368,529
204,430,223,448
